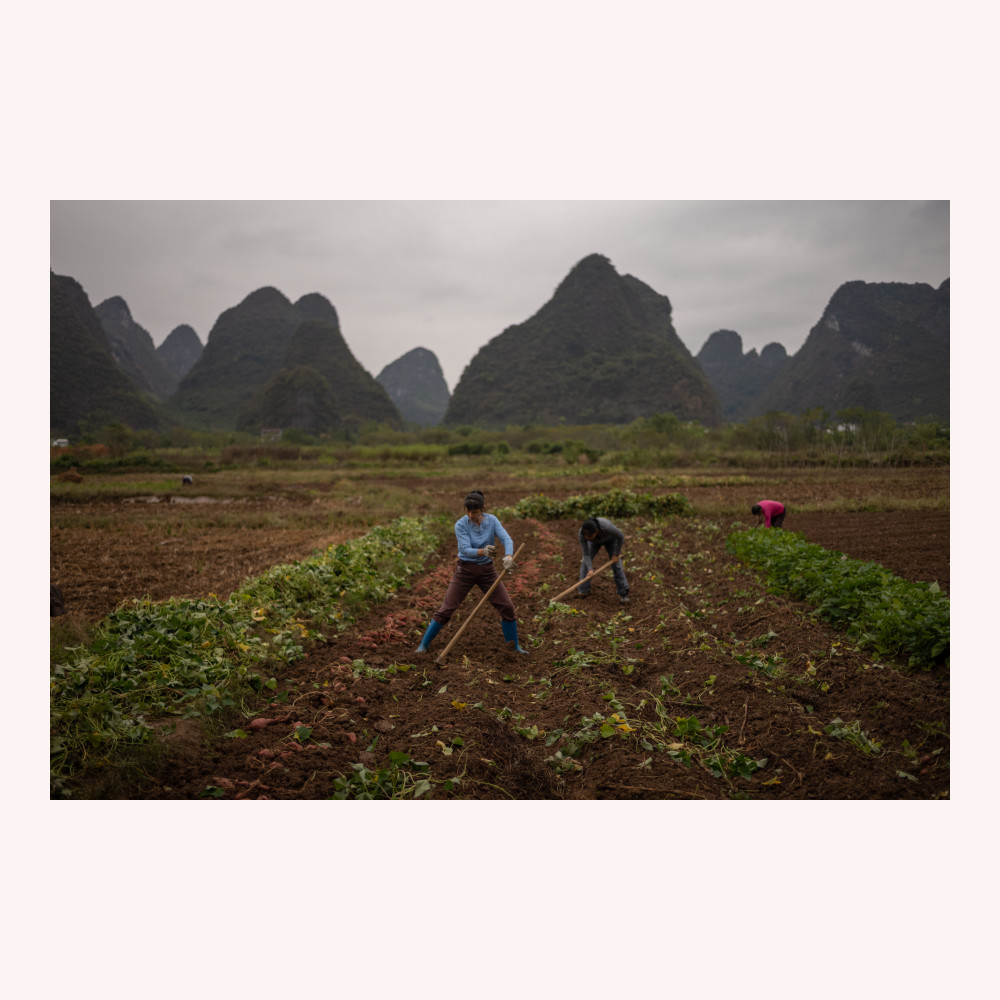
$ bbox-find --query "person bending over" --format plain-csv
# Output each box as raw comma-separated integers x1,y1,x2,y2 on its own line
751,500,786,528
577,516,629,604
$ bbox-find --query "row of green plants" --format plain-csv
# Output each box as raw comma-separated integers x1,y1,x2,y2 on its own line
503,487,693,521
726,528,950,670
50,517,440,797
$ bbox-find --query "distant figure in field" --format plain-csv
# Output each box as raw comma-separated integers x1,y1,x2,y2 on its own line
752,500,786,528
182,475,194,485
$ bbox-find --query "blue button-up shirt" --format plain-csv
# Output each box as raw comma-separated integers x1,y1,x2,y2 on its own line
455,513,514,564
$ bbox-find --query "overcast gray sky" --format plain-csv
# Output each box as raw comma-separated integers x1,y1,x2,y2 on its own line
49,200,949,392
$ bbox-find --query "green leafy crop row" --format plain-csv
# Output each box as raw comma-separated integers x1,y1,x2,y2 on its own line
50,517,439,796
726,528,949,670
504,487,693,521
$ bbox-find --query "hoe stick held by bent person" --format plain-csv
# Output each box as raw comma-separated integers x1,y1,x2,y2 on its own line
547,559,617,605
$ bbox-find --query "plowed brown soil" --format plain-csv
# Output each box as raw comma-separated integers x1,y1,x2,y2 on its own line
51,468,949,799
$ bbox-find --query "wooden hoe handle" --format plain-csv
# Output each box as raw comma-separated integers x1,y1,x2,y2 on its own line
547,559,617,605
435,542,526,665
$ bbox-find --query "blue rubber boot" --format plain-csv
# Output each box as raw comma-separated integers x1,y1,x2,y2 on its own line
416,619,442,653
501,619,528,653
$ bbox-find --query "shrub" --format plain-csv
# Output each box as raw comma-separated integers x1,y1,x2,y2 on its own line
506,487,693,521
726,528,949,669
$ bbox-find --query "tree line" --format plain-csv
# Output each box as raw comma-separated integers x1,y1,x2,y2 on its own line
51,408,948,473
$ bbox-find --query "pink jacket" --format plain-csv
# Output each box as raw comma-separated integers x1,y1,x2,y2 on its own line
757,500,785,526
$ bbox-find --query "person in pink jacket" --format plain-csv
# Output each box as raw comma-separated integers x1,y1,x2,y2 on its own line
751,500,786,528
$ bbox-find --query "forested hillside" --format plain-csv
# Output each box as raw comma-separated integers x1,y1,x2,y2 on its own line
445,254,722,428
377,347,450,426
156,325,202,381
95,296,180,399
50,272,162,437
237,318,402,433
696,331,788,423
753,279,950,421
166,288,322,429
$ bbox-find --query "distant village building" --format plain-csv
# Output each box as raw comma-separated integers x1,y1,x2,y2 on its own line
260,428,283,442
52,438,69,448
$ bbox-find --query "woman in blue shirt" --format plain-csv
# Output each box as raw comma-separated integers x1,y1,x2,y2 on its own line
416,490,527,654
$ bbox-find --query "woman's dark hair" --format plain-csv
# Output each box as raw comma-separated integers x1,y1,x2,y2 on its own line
465,490,485,510
751,504,762,515
581,517,599,536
